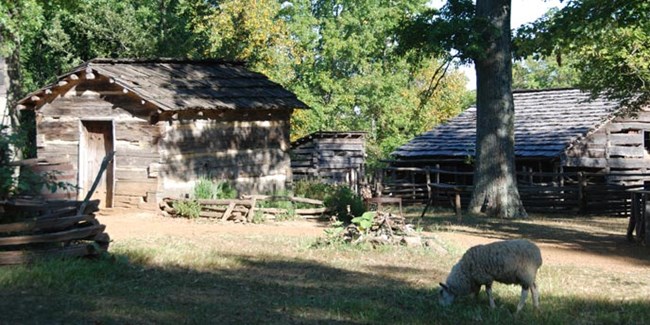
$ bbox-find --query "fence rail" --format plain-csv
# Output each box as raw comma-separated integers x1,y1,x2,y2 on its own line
377,167,646,216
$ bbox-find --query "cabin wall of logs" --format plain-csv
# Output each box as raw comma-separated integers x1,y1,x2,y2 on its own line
291,132,366,193
33,76,162,209
159,111,293,199
564,109,650,174
23,69,296,209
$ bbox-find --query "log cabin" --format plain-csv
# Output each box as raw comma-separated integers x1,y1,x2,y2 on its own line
290,131,366,191
17,58,308,209
386,88,650,214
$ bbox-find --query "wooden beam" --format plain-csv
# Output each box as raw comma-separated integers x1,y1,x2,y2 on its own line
0,224,105,247
221,202,236,220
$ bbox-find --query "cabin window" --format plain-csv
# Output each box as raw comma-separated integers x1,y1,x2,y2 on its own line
645,131,650,154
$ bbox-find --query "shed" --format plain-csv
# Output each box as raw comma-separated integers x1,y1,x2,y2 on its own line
386,88,650,213
290,131,366,191
17,58,308,209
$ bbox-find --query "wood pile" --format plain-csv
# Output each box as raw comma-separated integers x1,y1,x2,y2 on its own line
321,211,447,252
0,199,109,265
159,195,329,222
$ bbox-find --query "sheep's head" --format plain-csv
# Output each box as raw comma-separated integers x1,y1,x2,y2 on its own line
438,283,455,306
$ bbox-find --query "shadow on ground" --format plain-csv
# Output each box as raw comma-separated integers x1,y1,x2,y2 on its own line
413,211,650,268
2,249,649,325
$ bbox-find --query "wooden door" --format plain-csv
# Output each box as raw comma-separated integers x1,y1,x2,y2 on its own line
81,121,114,208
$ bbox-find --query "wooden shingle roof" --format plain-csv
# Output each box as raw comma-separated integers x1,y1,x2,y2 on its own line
19,58,308,111
392,89,621,159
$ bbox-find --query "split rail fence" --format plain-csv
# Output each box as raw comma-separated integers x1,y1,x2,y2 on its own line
377,167,649,216
0,199,109,265
160,195,328,222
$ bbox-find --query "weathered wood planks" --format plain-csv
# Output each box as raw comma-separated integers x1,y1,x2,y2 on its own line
0,200,110,265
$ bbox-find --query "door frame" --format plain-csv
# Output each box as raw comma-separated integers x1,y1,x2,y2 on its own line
78,119,115,207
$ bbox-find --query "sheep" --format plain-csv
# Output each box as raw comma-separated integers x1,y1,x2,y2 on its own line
438,239,542,313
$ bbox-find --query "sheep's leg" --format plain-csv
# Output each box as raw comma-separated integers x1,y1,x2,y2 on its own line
516,286,529,313
485,283,496,308
531,282,540,309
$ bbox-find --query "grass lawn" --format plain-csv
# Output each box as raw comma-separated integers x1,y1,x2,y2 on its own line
1,209,649,324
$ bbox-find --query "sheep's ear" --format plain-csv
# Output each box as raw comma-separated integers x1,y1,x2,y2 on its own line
440,283,449,290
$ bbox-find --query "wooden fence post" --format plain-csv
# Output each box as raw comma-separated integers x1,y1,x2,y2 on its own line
578,172,586,213
641,193,648,244
628,192,639,242
426,167,431,202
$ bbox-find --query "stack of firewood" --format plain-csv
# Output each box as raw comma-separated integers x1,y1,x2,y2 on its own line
339,211,414,246
323,211,447,252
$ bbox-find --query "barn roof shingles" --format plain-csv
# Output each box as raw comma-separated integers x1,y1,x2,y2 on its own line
392,89,621,159
20,58,308,111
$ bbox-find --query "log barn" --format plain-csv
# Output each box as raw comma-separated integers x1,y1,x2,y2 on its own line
386,88,650,214
290,131,366,191
17,58,308,209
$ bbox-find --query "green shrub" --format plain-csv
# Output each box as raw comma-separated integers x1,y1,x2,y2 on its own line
324,186,366,224
293,179,336,201
173,200,201,219
1,126,75,201
293,180,366,223
351,211,376,231
193,178,238,200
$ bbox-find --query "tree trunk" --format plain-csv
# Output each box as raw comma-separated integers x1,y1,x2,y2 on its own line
468,0,527,218
0,57,8,128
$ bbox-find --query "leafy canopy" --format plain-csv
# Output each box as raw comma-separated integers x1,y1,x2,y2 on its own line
515,0,650,111
3,0,473,170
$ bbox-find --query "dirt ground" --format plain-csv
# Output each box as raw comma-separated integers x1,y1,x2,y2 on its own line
96,208,650,274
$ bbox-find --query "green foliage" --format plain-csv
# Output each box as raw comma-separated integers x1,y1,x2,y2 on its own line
350,211,375,231
193,178,237,200
285,0,472,166
0,134,15,199
173,200,201,219
251,210,266,224
6,0,196,92
512,56,580,90
6,0,473,174
293,179,336,202
323,186,366,224
319,220,346,246
295,180,365,223
257,196,297,222
173,179,237,219
0,126,73,200
515,0,650,111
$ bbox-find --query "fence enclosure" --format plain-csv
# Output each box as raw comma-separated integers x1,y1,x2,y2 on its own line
377,166,645,216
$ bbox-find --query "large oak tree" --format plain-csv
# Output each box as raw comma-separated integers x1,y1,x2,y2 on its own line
468,0,526,218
